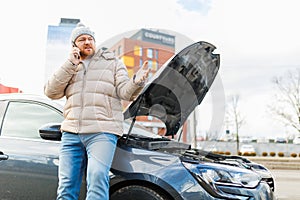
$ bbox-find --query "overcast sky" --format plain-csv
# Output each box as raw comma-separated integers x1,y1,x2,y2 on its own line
1,0,300,139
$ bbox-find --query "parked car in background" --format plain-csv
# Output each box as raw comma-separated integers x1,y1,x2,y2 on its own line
0,42,275,199
275,137,288,143
257,137,269,143
240,144,256,156
240,136,253,143
293,135,300,144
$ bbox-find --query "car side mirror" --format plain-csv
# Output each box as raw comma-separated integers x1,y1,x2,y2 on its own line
39,123,62,141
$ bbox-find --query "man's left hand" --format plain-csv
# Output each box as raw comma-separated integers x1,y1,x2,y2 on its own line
133,61,150,86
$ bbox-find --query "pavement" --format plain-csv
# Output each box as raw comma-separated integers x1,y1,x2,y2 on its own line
248,157,300,170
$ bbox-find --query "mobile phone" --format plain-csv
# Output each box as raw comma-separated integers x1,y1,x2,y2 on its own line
72,42,81,59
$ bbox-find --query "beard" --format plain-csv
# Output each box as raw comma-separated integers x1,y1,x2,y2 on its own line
80,46,95,59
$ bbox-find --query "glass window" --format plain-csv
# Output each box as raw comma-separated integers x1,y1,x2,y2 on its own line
1,101,63,139
152,60,157,71
147,48,153,58
134,45,143,56
140,47,143,56
155,49,159,59
139,58,143,67
148,60,153,70
118,46,122,56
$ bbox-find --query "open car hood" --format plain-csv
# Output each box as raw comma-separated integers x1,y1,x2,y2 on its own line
123,41,220,136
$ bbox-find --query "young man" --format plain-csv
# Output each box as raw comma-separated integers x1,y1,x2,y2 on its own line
44,23,150,200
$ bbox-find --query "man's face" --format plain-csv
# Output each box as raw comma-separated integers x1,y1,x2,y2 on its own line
74,34,96,58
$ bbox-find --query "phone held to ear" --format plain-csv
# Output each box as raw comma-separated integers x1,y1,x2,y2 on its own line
72,42,81,59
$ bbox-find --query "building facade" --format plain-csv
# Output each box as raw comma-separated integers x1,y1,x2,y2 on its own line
109,29,175,79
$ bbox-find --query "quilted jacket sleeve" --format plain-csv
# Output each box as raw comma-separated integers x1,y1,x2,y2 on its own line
44,60,78,100
114,59,142,101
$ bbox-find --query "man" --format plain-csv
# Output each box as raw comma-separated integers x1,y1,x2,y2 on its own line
44,23,150,200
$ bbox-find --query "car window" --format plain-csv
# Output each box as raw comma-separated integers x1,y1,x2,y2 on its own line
0,100,8,124
1,101,63,139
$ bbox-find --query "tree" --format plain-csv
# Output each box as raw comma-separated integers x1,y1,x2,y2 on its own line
225,94,246,154
269,68,300,133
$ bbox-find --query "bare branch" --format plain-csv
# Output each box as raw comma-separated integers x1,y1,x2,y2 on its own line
269,68,300,132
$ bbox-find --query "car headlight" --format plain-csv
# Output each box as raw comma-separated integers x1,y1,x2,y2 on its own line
183,162,261,199
199,167,260,187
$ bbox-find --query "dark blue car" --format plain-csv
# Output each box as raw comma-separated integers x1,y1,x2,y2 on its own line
0,42,275,199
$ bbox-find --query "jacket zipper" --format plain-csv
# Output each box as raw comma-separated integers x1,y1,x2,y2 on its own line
78,67,87,133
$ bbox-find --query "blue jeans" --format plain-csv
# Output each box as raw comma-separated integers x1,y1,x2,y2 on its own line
57,132,118,200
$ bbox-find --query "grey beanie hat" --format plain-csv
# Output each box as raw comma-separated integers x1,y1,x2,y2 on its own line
71,23,95,43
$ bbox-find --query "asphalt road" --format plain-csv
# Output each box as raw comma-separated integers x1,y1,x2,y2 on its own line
270,169,300,200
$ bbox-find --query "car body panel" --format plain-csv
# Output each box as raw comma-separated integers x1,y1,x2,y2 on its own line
0,137,59,199
0,96,86,199
0,96,61,199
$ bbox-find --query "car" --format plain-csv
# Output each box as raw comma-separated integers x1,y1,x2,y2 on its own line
275,137,288,143
239,144,256,156
293,135,300,144
0,41,275,199
240,136,253,143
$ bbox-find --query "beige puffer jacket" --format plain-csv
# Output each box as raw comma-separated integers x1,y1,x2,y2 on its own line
44,49,141,136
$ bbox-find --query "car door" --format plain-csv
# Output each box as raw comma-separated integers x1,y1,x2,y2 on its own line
0,99,63,199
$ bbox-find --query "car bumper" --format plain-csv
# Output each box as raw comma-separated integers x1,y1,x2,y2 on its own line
178,179,275,200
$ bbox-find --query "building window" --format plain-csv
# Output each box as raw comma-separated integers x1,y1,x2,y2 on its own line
147,48,153,58
134,45,142,56
122,56,134,67
152,60,157,71
139,58,143,67
154,49,159,59
118,46,122,56
148,60,153,69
